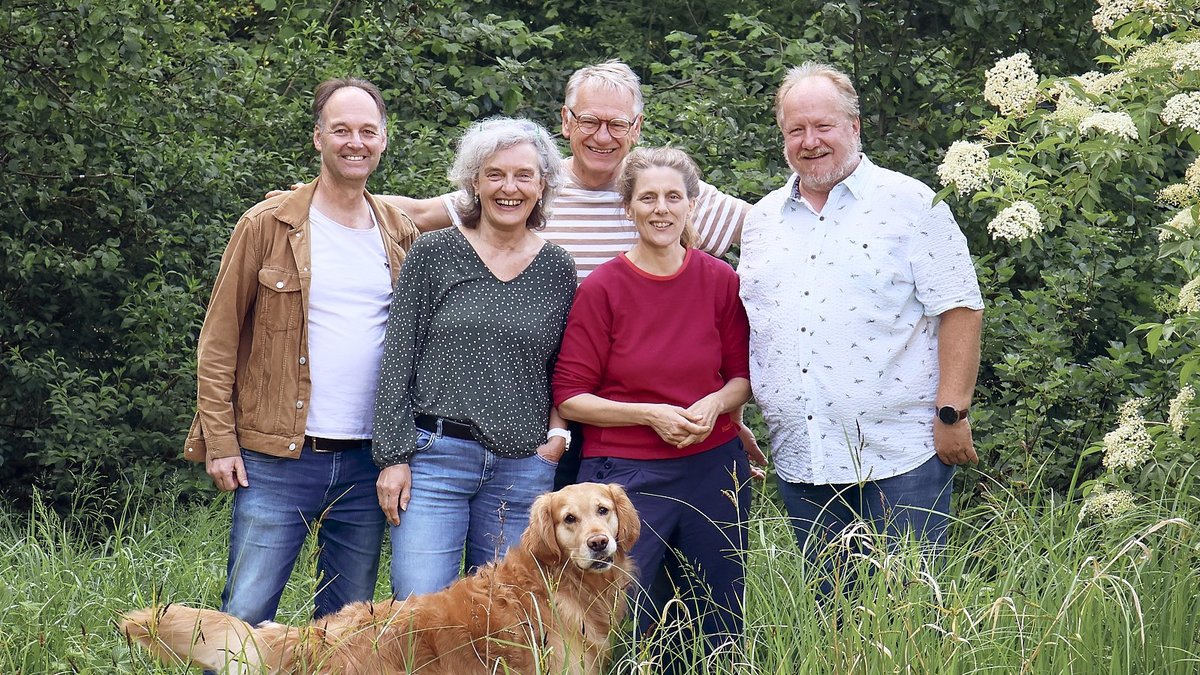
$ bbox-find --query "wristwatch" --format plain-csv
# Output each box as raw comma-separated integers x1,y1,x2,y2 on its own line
547,427,572,444
937,405,969,425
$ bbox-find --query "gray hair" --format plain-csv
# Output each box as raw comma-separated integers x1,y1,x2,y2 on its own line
448,117,564,230
774,62,860,125
617,146,701,249
564,60,644,115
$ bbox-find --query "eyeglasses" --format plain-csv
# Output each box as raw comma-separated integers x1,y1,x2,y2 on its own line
567,107,638,138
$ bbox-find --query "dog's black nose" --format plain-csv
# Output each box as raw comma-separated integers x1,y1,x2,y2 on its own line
587,535,610,552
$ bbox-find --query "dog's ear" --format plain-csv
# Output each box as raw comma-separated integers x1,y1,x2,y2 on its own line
607,483,640,551
522,491,562,563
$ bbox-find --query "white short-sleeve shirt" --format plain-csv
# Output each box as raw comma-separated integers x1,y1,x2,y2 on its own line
738,156,983,485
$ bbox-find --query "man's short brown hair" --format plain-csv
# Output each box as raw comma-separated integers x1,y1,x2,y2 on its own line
312,78,387,130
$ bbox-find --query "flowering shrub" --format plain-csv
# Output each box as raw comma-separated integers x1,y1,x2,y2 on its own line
938,0,1200,505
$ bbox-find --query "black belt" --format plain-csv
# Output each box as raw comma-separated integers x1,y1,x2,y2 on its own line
305,436,369,452
414,414,476,440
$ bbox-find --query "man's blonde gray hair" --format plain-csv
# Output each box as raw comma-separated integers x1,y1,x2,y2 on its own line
774,62,860,125
564,60,644,115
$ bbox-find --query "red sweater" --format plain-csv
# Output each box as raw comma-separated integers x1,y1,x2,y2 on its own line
553,249,751,460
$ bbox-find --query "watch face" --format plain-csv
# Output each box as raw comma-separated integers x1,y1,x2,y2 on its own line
938,406,960,424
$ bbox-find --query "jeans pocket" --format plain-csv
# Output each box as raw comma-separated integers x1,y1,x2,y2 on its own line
533,452,559,468
413,428,437,454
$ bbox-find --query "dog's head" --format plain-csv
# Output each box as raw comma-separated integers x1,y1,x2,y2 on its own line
524,482,640,571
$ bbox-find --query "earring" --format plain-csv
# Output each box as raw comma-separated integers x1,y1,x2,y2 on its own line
474,193,480,206
537,198,543,208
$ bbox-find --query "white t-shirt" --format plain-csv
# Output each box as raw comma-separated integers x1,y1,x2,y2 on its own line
739,156,984,485
304,206,392,439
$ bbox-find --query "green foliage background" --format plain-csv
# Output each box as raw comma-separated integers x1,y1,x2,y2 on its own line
1,0,1194,511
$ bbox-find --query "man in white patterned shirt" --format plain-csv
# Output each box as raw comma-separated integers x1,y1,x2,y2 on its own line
738,62,984,595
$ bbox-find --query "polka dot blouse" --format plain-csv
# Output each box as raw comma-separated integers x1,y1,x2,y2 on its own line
372,227,577,467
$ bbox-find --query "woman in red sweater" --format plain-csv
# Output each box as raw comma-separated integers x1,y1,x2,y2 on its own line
553,147,752,673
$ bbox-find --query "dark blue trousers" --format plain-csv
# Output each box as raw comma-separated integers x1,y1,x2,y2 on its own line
579,437,751,673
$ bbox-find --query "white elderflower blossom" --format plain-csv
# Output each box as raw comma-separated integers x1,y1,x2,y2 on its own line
1050,92,1096,126
1159,209,1199,241
1079,111,1139,140
1159,182,1200,207
1169,385,1195,435
1102,399,1153,470
937,141,991,195
1127,39,1183,73
1179,276,1200,313
1185,157,1200,189
984,53,1039,116
1161,92,1200,132
1093,0,1137,33
987,201,1043,241
1173,42,1200,72
1075,70,1129,96
1079,488,1137,522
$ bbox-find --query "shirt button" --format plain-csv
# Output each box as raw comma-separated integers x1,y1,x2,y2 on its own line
296,400,304,409
288,443,297,450
800,327,807,332
186,447,194,453
276,281,285,289
810,254,816,260
807,415,814,420
299,356,307,365
819,216,825,221
802,368,808,373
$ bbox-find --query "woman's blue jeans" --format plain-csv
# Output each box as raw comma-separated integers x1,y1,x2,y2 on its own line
388,426,557,598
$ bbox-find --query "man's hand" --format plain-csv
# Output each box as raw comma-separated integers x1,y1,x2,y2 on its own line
265,182,306,199
377,463,412,526
206,455,249,491
737,422,769,480
933,418,978,466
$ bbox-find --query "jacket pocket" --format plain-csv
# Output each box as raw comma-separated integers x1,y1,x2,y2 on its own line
256,267,302,331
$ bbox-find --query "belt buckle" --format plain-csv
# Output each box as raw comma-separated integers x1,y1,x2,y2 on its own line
310,436,332,453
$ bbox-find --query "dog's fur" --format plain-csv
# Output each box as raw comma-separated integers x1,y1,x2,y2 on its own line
121,482,640,674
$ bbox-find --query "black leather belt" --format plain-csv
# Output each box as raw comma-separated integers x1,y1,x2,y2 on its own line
305,436,368,452
414,414,476,440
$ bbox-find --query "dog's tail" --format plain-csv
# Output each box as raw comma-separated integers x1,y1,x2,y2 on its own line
120,604,292,673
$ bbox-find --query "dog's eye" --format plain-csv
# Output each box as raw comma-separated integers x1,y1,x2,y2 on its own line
597,506,609,515
564,514,577,524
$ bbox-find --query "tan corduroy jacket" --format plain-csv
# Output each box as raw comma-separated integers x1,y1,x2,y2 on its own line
183,180,419,462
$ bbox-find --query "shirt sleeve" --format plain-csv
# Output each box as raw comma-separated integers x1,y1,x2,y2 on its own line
194,212,264,459
909,202,984,316
372,236,436,466
441,191,465,227
718,268,752,382
552,275,613,407
693,179,750,257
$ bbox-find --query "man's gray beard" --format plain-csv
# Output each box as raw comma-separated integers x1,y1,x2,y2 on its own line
792,140,862,194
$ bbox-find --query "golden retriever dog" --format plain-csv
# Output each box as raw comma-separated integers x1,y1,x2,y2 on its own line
121,482,640,674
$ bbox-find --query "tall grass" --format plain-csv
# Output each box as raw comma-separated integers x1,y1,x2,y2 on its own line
2,476,1197,673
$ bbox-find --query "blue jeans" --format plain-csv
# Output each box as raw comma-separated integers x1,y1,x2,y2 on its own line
776,453,955,596
220,443,384,625
389,427,557,598
580,437,751,675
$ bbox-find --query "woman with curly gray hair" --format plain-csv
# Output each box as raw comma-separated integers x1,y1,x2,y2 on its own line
373,117,578,598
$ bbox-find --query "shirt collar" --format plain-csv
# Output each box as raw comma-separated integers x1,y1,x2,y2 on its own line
783,154,873,212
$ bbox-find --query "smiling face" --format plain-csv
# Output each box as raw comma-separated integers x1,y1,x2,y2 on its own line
778,76,862,197
626,165,694,253
561,82,642,188
313,86,387,186
474,142,544,231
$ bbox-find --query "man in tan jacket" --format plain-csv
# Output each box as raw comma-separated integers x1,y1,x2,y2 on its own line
184,77,417,625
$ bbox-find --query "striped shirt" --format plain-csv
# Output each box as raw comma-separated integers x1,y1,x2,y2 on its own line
442,166,747,282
